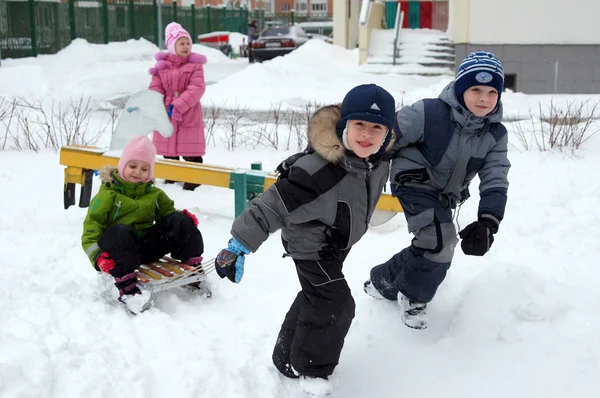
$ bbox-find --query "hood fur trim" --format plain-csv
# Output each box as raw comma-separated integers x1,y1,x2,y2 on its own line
98,165,155,184
149,52,207,74
307,105,396,163
99,165,117,183
308,105,345,163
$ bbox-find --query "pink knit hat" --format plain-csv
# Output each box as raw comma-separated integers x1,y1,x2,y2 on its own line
165,22,192,55
117,136,157,182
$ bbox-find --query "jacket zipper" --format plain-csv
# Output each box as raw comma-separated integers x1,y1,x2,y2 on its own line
112,201,122,221
365,160,373,230
443,128,463,193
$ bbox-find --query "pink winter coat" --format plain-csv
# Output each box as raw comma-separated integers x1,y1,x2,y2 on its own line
148,52,207,157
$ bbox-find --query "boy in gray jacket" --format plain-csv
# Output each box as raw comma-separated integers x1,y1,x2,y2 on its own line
214,84,395,395
365,51,511,330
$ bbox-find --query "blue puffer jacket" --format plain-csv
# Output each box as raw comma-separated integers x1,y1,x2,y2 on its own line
389,82,510,220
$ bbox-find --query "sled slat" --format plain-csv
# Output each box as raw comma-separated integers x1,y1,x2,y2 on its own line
138,267,162,280
146,263,174,277
158,262,184,274
136,273,151,284
180,263,197,271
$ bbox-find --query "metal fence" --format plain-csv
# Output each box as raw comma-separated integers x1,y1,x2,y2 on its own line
0,0,324,59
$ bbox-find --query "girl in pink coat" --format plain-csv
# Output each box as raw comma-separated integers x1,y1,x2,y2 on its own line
149,22,207,191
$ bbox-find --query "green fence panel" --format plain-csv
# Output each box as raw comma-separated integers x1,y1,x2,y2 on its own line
36,2,70,55
108,1,131,43
134,2,156,44
0,1,332,60
2,0,32,58
74,0,103,44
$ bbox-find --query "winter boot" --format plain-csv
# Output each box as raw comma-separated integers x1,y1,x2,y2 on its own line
185,256,204,289
299,375,333,397
114,272,153,314
272,327,298,379
363,280,385,300
163,156,180,184
118,290,153,314
181,256,212,297
398,292,427,330
182,156,203,191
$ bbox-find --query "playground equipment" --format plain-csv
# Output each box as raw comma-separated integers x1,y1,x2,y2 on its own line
59,145,403,218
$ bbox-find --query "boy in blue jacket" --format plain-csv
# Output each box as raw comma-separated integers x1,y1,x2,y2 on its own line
365,51,511,330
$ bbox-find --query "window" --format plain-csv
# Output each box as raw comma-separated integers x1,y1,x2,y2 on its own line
281,3,290,11
504,74,516,91
263,27,290,36
311,3,327,11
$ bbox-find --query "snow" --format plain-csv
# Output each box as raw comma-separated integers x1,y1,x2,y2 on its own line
2,37,600,398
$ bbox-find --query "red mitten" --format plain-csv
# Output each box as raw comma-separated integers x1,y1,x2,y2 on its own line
96,252,115,274
183,209,199,227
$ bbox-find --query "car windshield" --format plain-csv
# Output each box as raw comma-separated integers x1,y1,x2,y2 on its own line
262,27,290,37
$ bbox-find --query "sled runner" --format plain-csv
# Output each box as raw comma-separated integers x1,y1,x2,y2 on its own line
120,256,216,314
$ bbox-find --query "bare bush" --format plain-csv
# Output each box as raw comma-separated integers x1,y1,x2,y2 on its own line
107,106,121,137
249,103,285,150
0,97,18,150
294,101,322,151
203,100,225,147
512,99,600,152
285,108,297,151
221,105,250,151
1,96,108,151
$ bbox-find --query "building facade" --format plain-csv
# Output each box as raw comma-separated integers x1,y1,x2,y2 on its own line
452,0,600,94
195,0,332,16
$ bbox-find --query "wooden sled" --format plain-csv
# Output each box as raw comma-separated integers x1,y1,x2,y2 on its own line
124,256,215,313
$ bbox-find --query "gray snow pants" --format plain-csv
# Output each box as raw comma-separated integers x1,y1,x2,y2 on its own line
370,186,459,303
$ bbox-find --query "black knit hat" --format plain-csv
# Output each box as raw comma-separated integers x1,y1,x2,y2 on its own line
336,84,396,153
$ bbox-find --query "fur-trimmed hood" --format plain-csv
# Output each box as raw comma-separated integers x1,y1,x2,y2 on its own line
307,105,395,164
99,165,155,185
149,51,207,75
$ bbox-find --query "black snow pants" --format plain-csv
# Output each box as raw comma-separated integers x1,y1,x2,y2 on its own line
272,249,355,378
97,211,204,278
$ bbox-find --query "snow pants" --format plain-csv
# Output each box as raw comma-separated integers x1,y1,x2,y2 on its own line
272,249,355,378
97,211,204,278
370,186,459,303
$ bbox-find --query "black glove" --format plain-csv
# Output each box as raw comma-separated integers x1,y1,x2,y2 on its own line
459,216,499,256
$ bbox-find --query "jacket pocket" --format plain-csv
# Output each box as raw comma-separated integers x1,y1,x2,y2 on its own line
326,201,352,250
393,168,430,186
463,157,485,184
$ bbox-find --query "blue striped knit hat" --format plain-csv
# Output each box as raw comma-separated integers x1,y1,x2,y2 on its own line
454,50,504,105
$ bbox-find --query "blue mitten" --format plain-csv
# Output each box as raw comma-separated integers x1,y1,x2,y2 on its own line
215,238,251,283
167,104,174,117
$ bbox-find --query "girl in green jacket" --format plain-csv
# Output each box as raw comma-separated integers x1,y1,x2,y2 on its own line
81,136,203,309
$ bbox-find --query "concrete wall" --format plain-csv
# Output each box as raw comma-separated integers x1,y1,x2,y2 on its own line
453,0,600,44
358,1,385,64
455,44,600,94
333,0,361,49
453,0,600,94
332,0,349,48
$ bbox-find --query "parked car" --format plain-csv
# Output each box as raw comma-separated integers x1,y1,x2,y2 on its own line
251,26,309,62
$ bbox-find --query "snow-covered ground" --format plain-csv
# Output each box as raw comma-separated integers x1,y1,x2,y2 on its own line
1,38,600,398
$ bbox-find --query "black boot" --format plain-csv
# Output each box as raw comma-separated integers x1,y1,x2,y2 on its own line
163,156,180,184
272,327,299,378
182,156,203,191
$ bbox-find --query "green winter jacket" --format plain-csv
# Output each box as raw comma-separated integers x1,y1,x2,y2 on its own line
82,165,176,268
